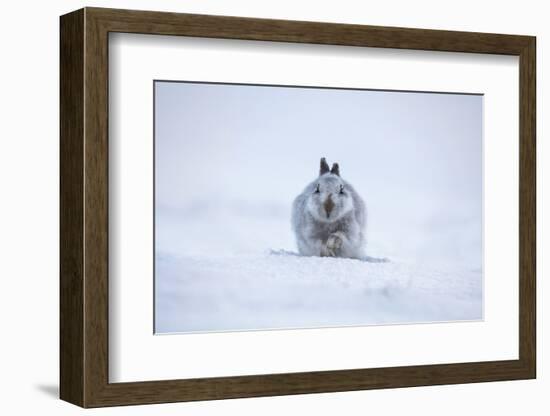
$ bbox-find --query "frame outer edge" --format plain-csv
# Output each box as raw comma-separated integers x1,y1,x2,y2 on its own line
60,7,537,407
85,6,532,55
519,37,536,377
60,8,86,407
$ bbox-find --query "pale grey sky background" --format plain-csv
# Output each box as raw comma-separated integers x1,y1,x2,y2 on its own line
155,81,482,267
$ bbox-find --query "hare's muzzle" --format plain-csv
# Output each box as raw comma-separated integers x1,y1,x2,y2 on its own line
324,195,335,218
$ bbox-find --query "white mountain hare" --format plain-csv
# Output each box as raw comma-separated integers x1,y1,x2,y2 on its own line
292,158,366,259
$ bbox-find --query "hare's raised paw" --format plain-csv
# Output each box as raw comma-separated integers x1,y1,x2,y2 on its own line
320,242,336,257
325,233,343,257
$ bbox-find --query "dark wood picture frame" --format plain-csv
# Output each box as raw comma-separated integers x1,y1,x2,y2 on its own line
60,7,536,408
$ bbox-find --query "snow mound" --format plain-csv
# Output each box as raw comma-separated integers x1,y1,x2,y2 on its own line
155,249,482,334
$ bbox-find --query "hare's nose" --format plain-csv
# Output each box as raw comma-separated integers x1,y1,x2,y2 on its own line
324,195,335,217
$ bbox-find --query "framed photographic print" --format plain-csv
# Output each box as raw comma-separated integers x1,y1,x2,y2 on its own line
60,7,536,408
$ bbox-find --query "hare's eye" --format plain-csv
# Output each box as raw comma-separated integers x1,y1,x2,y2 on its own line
339,185,345,194
314,184,320,194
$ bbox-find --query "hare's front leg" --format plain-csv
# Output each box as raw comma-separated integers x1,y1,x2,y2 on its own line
322,232,344,257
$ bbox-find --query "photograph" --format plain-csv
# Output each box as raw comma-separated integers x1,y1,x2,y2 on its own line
154,80,483,334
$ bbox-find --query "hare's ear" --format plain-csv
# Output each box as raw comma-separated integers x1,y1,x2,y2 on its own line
319,157,330,175
331,163,340,176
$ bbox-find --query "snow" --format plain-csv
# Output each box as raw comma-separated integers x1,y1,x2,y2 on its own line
154,203,482,334
154,82,483,334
